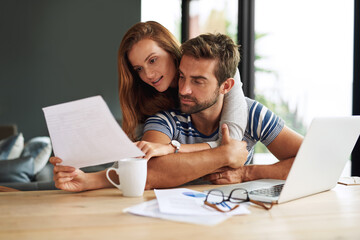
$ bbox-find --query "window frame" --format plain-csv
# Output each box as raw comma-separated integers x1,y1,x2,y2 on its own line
352,0,360,176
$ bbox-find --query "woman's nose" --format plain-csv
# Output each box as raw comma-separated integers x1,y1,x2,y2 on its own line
144,68,155,80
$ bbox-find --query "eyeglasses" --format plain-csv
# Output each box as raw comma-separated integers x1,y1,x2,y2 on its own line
204,188,273,212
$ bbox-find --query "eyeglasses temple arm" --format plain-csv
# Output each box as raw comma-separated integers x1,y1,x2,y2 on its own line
249,199,274,210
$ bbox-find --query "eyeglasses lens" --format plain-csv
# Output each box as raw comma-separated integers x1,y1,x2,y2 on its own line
206,190,224,204
229,189,248,203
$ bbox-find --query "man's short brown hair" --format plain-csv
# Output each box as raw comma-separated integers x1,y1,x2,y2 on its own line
180,33,240,86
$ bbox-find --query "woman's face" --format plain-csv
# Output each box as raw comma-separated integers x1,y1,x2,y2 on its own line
128,39,177,92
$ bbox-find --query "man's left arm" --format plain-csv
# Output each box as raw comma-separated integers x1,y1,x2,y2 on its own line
243,126,303,180
204,126,303,184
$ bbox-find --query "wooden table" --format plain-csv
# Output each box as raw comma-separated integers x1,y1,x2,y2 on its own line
1,184,359,240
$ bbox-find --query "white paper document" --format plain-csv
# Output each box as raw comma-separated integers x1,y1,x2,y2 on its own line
123,199,230,226
155,188,250,216
42,96,144,168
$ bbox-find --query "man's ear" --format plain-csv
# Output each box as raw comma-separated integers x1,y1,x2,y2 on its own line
220,78,235,94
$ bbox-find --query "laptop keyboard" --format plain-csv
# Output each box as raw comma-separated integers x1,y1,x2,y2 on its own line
249,184,284,197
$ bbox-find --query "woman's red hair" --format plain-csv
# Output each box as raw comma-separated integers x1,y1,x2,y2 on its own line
118,21,181,140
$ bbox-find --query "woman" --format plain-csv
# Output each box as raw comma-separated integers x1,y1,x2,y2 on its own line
50,21,248,191
118,21,181,142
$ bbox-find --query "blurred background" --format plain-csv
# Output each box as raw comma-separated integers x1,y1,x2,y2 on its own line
1,0,358,176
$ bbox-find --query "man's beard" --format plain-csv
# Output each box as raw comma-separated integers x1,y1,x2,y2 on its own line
179,89,220,114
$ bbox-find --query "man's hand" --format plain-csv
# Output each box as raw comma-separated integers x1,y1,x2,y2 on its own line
220,123,248,168
203,167,244,184
50,157,88,192
135,141,174,160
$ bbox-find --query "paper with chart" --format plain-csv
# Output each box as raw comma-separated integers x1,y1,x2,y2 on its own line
123,199,230,226
154,188,251,216
43,96,144,168
124,188,250,226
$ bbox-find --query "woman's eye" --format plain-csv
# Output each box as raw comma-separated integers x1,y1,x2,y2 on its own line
134,67,142,72
149,58,157,64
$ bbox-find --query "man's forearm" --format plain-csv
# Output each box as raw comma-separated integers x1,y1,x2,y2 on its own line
243,158,295,182
146,146,231,189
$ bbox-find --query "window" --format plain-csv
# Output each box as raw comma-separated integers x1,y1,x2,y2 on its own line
141,0,238,43
188,0,238,42
141,0,182,42
254,0,354,177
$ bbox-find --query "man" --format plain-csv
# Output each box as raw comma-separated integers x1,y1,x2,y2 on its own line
50,33,302,192
140,33,303,189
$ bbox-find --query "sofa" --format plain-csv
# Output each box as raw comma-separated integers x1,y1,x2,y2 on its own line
0,125,112,191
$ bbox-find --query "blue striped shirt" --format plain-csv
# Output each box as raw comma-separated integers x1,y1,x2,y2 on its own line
143,97,284,164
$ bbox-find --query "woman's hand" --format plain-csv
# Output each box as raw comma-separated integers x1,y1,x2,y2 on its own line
49,157,87,192
135,141,174,160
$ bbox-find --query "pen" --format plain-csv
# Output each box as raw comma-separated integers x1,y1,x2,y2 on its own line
221,202,232,210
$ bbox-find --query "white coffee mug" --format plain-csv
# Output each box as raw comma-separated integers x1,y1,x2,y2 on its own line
106,158,147,197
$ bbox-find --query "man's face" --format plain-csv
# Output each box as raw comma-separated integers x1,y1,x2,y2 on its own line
178,55,220,114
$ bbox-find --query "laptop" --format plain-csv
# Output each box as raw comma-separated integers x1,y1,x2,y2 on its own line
209,116,360,204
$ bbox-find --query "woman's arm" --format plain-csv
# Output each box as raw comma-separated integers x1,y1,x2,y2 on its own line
138,130,210,159
207,69,248,148
50,157,115,192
